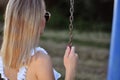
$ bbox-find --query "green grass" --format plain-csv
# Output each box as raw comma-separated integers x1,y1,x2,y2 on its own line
41,30,110,49
38,30,110,80
0,22,109,80
41,36,110,49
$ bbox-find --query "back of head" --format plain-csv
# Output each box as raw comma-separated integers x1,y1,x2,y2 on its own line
0,0,45,68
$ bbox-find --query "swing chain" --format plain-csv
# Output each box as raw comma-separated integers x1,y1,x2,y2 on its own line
68,0,74,47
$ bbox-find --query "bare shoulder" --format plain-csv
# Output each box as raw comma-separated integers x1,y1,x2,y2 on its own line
31,51,52,65
30,51,54,80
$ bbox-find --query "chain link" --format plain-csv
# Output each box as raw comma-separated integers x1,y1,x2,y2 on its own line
68,0,74,47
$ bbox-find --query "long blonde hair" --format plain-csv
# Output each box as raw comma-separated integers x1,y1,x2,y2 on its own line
0,0,45,69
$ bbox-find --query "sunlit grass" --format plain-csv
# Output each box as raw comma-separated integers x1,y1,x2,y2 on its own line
0,21,109,80
40,39,108,80
39,30,109,80
41,30,110,48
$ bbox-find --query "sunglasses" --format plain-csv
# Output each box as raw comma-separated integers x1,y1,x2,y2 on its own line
45,11,51,22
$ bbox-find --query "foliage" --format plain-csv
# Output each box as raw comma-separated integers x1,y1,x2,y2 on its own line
46,8,69,30
0,0,114,32
45,0,113,32
0,14,3,22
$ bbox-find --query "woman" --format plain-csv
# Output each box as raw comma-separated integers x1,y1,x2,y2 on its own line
0,0,78,80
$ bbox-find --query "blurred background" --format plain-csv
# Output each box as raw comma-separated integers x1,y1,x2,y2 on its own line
0,0,113,80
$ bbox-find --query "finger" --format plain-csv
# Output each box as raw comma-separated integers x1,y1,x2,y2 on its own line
65,46,70,57
70,46,75,54
75,53,78,57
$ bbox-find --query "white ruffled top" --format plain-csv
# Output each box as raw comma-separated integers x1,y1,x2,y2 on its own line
0,47,61,80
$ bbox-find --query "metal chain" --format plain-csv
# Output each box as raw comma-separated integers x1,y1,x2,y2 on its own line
68,0,74,47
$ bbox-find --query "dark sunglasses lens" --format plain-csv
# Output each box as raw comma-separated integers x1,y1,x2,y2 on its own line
45,12,50,22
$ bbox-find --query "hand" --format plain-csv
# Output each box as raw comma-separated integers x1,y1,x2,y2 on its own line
64,46,78,76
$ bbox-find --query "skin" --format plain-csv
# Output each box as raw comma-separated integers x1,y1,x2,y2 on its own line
4,1,78,80
4,21,78,80
64,46,78,80
26,46,78,80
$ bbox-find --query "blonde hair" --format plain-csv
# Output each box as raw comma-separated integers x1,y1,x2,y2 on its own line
0,0,45,69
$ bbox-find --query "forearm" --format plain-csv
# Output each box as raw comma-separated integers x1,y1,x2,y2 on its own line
65,70,76,80
64,46,78,80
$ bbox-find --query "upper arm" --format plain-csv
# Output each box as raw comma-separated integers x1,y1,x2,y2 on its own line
34,52,55,80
